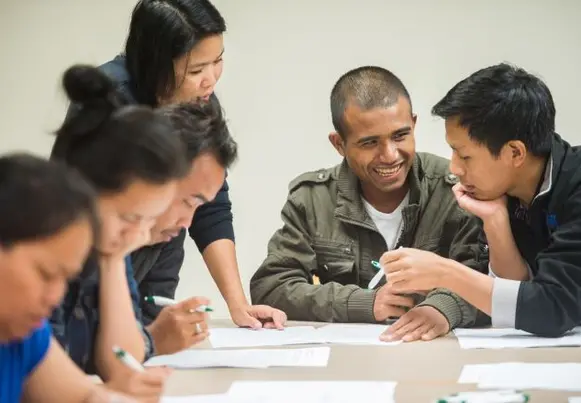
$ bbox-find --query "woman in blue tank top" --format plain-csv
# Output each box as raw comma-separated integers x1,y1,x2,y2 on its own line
0,155,134,402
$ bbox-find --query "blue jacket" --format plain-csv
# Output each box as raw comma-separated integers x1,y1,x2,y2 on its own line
100,55,235,323
49,255,154,373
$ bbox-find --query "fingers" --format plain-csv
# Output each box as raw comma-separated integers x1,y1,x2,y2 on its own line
386,294,416,308
387,315,424,341
176,296,211,313
402,323,434,342
387,306,407,318
422,326,446,341
380,248,406,265
270,310,287,329
136,367,171,388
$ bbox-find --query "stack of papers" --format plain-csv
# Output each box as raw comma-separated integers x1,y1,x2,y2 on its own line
162,381,396,403
459,362,581,391
453,327,581,349
145,347,330,369
209,324,399,348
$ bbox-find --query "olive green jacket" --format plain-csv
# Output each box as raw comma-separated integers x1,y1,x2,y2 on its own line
250,153,488,328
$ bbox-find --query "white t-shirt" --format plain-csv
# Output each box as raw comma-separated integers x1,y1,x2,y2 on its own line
362,192,410,250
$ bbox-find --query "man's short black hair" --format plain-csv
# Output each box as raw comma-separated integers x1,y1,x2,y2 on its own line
330,66,412,138
432,63,555,157
159,99,238,169
125,0,226,106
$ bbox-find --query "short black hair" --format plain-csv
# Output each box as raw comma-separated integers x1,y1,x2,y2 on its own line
159,99,238,168
330,66,412,138
0,153,99,248
432,63,555,157
51,65,188,194
125,0,226,106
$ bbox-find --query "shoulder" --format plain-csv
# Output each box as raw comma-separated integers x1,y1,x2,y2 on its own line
416,152,458,186
19,322,51,375
98,55,137,104
288,165,340,195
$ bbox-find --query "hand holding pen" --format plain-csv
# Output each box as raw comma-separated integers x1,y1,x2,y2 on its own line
144,296,212,356
107,346,171,402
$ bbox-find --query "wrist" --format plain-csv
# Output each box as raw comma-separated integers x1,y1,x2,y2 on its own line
227,295,250,311
483,209,509,232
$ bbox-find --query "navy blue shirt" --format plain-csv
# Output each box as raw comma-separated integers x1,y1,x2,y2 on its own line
0,321,51,403
49,255,153,374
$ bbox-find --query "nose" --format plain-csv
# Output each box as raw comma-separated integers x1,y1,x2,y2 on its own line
378,140,399,164
449,154,465,177
176,207,197,229
202,66,218,89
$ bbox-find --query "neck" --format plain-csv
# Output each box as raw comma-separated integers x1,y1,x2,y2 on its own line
361,181,409,214
509,155,549,206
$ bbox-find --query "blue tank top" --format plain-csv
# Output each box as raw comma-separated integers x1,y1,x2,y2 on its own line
0,321,51,402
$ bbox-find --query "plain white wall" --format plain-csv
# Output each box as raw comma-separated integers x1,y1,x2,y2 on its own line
1,0,580,318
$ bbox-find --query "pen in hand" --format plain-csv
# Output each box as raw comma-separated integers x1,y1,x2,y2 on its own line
368,260,386,290
144,295,212,333
113,345,145,372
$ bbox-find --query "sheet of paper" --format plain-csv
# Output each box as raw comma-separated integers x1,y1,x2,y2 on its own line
453,327,581,349
315,324,401,346
570,398,581,403
209,326,324,348
145,347,330,369
459,363,581,391
227,381,396,403
162,395,232,403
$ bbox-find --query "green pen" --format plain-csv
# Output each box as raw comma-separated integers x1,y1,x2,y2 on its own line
371,260,382,271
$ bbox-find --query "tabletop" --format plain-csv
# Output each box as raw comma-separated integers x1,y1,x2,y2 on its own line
163,320,581,402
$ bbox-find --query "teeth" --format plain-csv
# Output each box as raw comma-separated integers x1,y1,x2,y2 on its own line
375,164,401,176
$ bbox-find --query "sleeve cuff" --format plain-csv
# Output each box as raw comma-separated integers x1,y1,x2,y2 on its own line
140,323,156,360
346,289,377,323
488,262,533,279
491,277,521,328
418,292,464,329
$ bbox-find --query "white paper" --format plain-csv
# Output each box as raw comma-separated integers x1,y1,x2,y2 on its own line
569,398,581,403
209,324,400,349
459,363,581,391
209,326,324,348
436,390,528,403
162,395,232,403
315,324,401,346
145,347,330,369
453,327,581,349
227,381,396,403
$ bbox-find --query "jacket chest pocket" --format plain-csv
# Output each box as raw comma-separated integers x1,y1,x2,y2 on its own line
312,240,356,284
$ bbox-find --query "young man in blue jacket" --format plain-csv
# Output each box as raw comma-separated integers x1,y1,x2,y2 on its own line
381,63,581,340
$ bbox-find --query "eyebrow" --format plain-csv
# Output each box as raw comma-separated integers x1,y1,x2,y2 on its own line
188,49,225,69
189,193,210,203
356,126,412,144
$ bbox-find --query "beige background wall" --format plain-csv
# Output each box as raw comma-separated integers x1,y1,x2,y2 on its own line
1,0,580,318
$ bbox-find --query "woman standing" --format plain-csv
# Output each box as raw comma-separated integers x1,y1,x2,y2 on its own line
98,0,285,328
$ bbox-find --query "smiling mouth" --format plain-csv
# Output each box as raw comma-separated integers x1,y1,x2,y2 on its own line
374,163,403,177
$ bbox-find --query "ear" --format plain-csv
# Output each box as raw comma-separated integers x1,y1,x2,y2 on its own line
506,140,527,167
412,113,418,126
328,132,346,157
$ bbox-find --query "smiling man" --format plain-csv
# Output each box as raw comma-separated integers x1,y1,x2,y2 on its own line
381,63,581,338
250,66,488,341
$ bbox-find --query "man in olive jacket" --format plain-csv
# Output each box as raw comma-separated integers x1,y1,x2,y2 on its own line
250,66,488,342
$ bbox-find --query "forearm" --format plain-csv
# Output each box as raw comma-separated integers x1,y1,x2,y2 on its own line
440,259,495,316
484,213,529,280
96,258,145,380
251,267,376,323
203,239,248,308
